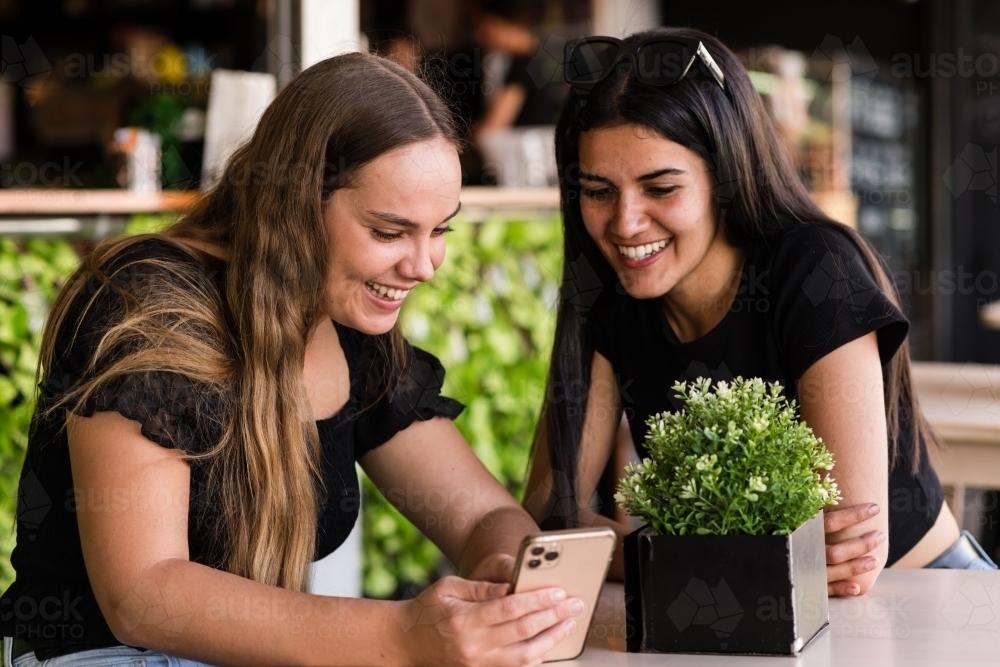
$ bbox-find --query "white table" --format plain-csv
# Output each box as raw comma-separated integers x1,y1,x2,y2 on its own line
572,570,1000,665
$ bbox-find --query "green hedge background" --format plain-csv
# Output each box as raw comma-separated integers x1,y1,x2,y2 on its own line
0,213,562,598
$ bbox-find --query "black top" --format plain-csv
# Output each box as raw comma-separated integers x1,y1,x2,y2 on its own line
0,238,464,651
585,224,944,566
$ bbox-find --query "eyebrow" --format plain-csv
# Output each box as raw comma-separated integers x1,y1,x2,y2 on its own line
365,202,462,228
578,167,686,184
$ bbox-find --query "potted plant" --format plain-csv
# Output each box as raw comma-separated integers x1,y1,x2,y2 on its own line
615,377,841,656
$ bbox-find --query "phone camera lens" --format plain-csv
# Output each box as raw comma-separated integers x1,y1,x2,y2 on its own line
544,551,559,561
528,559,541,568
531,546,545,556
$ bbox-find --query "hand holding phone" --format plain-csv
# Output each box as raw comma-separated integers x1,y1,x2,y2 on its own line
509,527,616,662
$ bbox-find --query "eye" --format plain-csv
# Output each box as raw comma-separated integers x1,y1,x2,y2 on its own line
371,228,403,241
582,188,615,202
647,186,679,197
432,225,454,236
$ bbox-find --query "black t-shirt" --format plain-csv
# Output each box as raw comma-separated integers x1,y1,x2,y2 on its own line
586,224,943,566
0,238,464,650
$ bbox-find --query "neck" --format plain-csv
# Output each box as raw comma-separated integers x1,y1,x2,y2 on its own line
659,233,744,344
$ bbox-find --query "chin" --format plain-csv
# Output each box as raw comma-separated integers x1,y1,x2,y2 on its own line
327,301,399,335
617,278,666,301
351,313,399,335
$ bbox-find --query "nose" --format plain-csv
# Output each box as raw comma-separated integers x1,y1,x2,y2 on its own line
608,189,650,240
397,239,436,283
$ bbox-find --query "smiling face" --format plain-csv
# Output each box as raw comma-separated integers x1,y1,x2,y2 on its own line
577,124,727,301
322,137,462,334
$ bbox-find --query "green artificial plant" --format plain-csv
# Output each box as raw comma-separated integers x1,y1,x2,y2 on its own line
615,377,842,537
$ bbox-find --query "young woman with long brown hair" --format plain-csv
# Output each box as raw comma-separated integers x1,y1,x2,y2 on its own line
0,53,585,667
523,26,995,600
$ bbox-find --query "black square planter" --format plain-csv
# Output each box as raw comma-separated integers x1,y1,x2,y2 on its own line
624,512,828,656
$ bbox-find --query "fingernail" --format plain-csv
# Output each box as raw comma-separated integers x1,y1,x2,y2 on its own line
569,599,585,615
876,532,886,545
869,504,880,516
865,559,877,571
564,619,577,634
551,589,567,602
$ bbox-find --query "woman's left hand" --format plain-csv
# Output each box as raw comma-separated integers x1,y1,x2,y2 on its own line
825,503,887,596
465,552,517,585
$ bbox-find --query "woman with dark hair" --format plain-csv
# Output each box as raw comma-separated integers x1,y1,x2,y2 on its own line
0,52,585,667
523,26,996,598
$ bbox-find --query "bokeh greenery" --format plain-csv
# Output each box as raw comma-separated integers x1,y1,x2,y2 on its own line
366,214,561,597
0,212,562,598
0,237,81,590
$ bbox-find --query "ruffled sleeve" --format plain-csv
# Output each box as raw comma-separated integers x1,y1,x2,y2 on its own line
338,324,464,458
39,239,225,455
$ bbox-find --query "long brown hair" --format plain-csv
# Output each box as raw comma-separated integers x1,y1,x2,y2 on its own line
39,51,461,591
540,26,941,527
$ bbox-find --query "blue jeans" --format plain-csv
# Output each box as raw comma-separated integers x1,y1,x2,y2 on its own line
2,638,214,667
925,530,999,570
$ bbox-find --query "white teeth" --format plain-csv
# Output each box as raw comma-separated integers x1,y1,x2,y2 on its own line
617,240,668,260
366,282,410,301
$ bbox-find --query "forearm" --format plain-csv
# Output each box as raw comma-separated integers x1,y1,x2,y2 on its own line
576,508,632,582
118,557,408,667
458,505,539,579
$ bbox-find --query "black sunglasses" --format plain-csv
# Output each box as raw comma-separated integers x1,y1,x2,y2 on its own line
564,35,726,91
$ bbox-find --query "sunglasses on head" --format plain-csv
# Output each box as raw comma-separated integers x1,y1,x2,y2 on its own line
564,35,726,91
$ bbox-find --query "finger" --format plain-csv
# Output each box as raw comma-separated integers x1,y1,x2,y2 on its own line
507,617,578,666
826,530,886,565
477,587,568,626
490,583,511,598
827,556,878,584
439,576,509,604
468,553,517,584
829,580,862,597
824,503,879,534
495,554,516,583
490,598,585,647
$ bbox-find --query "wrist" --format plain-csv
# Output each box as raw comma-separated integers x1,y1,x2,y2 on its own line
383,598,423,667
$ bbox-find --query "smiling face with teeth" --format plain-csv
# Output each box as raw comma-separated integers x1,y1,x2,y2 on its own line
322,137,462,334
578,124,744,331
